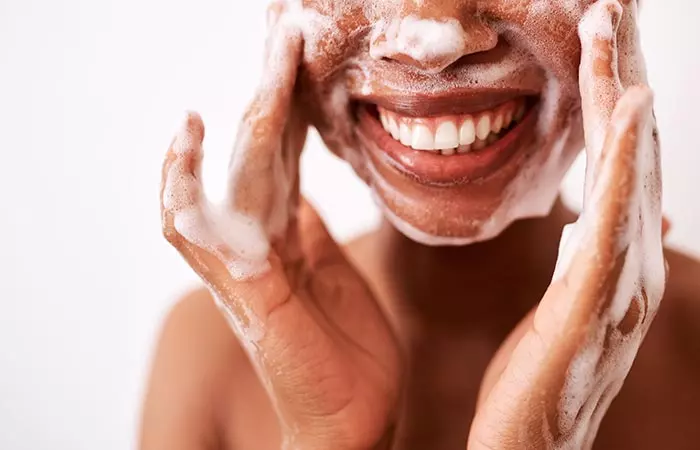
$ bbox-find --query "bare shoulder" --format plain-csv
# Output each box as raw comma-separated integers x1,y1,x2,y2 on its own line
658,247,700,357
665,247,700,301
138,232,382,450
139,288,278,450
626,246,700,374
585,247,700,449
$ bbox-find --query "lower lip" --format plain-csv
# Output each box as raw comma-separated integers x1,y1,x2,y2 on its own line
357,103,539,185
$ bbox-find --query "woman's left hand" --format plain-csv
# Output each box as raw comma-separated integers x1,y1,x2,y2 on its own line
469,2,666,449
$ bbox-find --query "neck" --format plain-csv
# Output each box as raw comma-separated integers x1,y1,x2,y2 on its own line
370,199,577,335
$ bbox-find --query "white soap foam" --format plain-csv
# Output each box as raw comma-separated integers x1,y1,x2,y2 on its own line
284,1,343,64
459,3,663,447
552,218,582,282
367,110,575,247
552,80,663,450
164,159,272,281
162,111,288,360
579,0,623,171
272,2,663,448
227,126,294,243
369,16,468,72
315,2,583,247
278,0,652,257
162,2,341,390
523,0,583,29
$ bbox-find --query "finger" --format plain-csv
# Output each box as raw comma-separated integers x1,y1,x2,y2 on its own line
296,198,394,335
161,113,254,280
226,14,305,240
297,198,347,270
616,1,647,89
161,112,205,246
475,307,536,409
266,0,285,29
546,86,655,336
161,114,296,350
160,114,231,284
278,197,358,298
578,0,624,164
470,87,661,450
274,197,350,296
550,87,652,288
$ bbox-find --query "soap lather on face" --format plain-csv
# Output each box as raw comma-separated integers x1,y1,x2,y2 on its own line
291,1,627,245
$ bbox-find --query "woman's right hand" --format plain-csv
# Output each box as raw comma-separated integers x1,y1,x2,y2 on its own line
159,3,401,449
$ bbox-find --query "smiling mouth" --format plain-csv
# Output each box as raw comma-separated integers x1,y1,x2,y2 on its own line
356,93,540,185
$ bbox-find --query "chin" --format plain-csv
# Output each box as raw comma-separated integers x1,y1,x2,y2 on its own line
356,91,585,246
307,83,583,246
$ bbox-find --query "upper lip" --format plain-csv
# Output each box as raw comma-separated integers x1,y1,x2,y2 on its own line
353,88,539,117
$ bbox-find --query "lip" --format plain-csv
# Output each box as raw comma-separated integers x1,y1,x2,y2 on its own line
356,99,539,185
356,88,540,117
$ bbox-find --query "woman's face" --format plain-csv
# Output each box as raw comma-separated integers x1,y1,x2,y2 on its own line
296,0,595,245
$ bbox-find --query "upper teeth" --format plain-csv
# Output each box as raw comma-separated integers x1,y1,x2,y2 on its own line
377,100,527,153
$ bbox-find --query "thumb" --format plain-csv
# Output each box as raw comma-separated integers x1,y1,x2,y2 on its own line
297,198,347,270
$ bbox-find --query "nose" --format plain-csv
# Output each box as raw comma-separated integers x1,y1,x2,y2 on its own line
369,2,498,73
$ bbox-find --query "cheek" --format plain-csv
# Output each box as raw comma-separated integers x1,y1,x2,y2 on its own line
524,23,581,86
491,1,584,90
298,2,370,80
300,30,343,83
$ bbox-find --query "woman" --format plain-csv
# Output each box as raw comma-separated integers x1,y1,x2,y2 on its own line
142,0,700,448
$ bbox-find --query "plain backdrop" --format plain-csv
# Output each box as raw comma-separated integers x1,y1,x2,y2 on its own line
1,1,698,448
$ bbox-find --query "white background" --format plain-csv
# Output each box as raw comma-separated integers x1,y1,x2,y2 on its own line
1,1,698,448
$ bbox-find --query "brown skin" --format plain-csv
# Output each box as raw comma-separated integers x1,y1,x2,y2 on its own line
298,0,587,240
140,227,700,450
142,1,700,449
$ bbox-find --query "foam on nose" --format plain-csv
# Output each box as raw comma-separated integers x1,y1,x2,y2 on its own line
369,15,471,72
